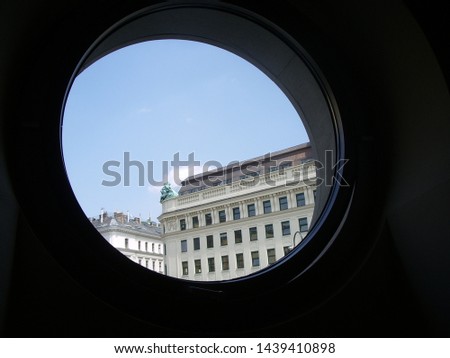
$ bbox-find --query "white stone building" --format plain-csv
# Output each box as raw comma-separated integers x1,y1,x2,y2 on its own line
158,143,317,281
91,211,164,274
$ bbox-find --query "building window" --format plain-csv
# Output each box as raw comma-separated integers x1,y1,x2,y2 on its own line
296,192,306,207
192,216,199,228
265,224,274,238
138,241,141,250
249,227,258,241
251,251,260,267
152,243,155,252
180,218,186,231
152,260,156,270
313,189,317,201
218,210,226,223
182,261,188,275
208,257,215,272
145,259,149,268
124,238,129,249
281,221,291,236
279,196,288,210
205,213,212,225
195,259,202,274
181,239,187,252
220,232,228,246
221,255,229,271
232,207,240,220
234,229,242,244
206,235,214,248
138,258,142,265
247,203,256,217
284,246,291,256
299,217,308,232
159,261,162,271
267,248,276,264
158,244,161,254
236,253,244,269
263,200,272,214
145,242,148,251
193,237,200,250
164,244,166,255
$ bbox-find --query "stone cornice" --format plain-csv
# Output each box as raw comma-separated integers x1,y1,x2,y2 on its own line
97,226,162,239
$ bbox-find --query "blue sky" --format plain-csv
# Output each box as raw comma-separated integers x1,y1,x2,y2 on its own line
62,39,308,221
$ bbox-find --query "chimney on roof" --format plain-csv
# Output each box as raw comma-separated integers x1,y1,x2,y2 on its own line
114,211,125,224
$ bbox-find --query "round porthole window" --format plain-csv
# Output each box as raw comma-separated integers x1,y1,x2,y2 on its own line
10,2,359,334
63,37,317,281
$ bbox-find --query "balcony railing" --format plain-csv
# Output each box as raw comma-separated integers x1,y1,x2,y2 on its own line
161,163,316,214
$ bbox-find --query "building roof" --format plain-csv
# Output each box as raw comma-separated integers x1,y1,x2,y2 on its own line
178,142,313,196
182,142,311,183
91,211,162,237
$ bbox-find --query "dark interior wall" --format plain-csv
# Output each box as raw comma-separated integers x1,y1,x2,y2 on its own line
384,0,450,334
0,0,449,337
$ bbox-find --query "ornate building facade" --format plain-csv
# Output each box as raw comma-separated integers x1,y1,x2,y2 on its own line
158,143,317,281
91,211,164,274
